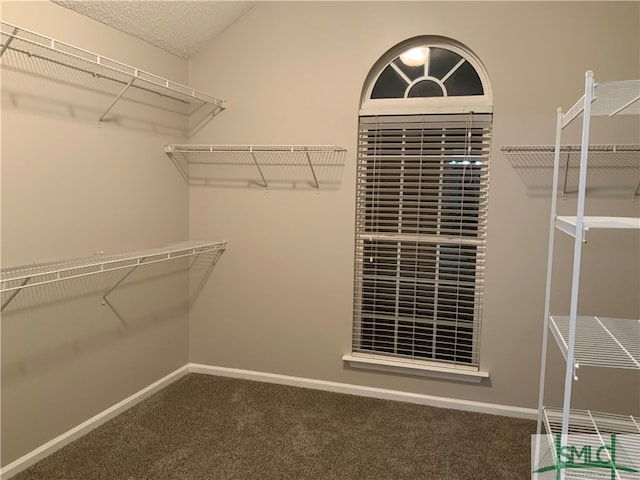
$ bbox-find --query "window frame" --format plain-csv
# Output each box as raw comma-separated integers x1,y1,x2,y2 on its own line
349,36,492,380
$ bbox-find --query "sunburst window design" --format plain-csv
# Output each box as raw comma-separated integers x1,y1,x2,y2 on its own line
371,46,484,99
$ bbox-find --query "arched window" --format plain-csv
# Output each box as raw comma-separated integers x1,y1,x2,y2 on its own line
350,37,492,375
371,46,484,98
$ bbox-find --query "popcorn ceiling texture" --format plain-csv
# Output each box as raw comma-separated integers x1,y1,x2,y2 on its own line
51,1,255,59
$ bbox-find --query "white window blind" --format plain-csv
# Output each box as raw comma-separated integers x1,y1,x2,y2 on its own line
353,113,491,368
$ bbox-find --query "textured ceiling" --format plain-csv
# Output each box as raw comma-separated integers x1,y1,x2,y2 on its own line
51,1,255,59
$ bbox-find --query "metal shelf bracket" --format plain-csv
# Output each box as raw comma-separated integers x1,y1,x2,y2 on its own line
99,76,135,122
101,256,145,306
0,26,17,57
0,277,31,313
304,151,320,190
249,149,269,189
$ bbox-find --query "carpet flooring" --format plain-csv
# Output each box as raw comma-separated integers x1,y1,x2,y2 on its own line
12,373,536,479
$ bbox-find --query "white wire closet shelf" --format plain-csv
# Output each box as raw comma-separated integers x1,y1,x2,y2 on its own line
542,408,640,480
549,316,640,370
555,216,640,239
563,78,640,127
0,21,225,121
0,241,226,311
501,144,640,199
164,144,348,189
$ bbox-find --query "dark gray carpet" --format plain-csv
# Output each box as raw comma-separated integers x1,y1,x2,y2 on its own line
13,373,535,479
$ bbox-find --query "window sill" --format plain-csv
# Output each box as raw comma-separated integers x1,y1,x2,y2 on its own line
342,354,489,384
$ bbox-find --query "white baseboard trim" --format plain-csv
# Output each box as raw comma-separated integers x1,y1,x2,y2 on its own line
188,363,537,420
0,365,190,480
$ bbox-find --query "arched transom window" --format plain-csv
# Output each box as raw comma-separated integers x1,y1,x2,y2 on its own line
371,46,484,99
361,37,492,116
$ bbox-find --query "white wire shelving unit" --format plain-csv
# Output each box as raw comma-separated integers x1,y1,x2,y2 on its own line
0,240,226,312
0,21,226,122
501,145,640,200
542,408,640,480
535,71,640,480
164,144,348,189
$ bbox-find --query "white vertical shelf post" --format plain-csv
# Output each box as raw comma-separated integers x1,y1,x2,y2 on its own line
534,108,565,480
560,71,595,454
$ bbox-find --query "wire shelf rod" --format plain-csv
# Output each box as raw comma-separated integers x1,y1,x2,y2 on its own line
501,144,640,154
165,145,347,153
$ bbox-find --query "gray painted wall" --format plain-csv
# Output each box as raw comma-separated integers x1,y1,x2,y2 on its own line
1,1,190,465
187,1,639,412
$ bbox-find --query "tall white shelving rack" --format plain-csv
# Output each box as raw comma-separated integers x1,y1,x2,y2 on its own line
536,71,640,479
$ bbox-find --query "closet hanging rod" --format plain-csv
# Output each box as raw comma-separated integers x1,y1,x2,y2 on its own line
0,21,226,112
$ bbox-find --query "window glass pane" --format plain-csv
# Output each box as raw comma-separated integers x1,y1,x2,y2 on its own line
428,47,463,80
442,163,481,235
371,65,407,99
392,58,423,82
398,321,433,357
367,45,487,103
435,323,474,363
361,317,395,354
407,80,444,98
444,61,484,96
